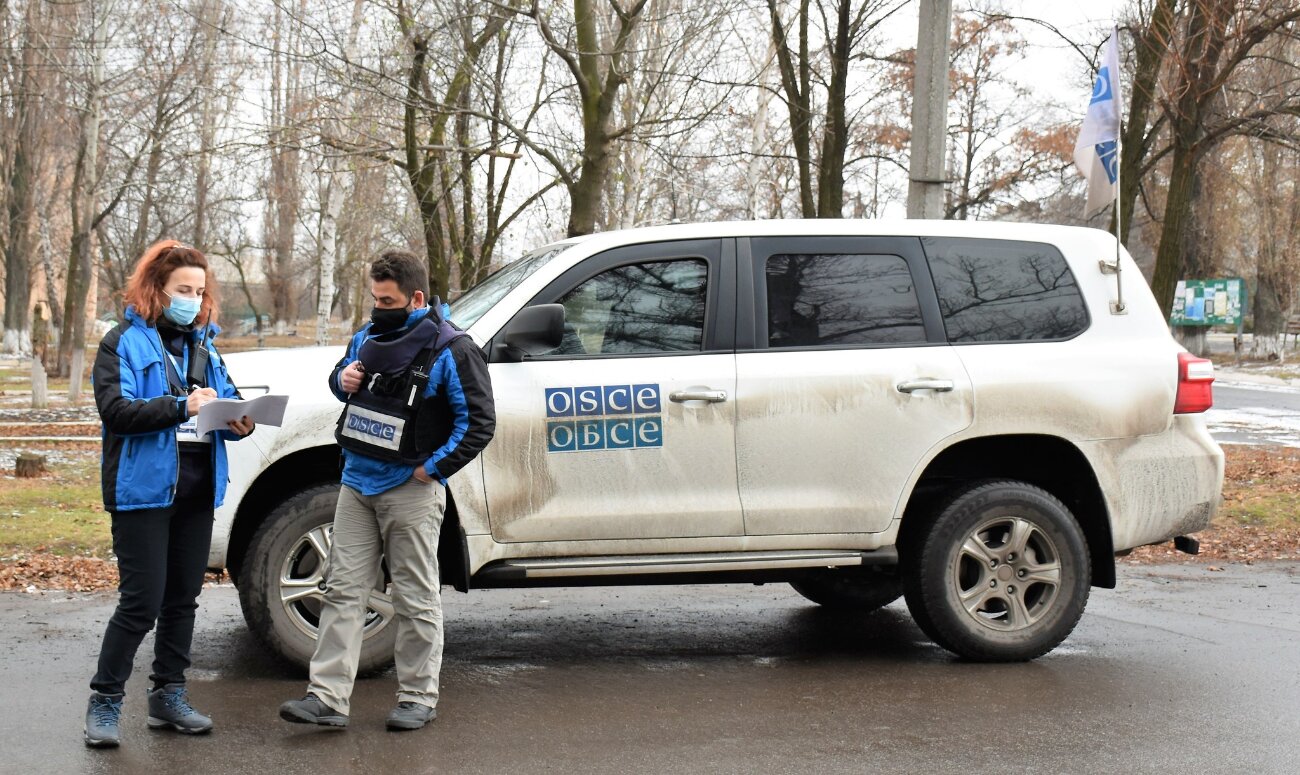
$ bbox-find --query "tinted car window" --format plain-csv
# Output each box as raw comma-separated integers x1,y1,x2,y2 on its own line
766,253,926,347
923,238,1088,342
548,259,708,356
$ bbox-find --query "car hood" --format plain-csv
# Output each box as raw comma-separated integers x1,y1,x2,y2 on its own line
221,345,345,404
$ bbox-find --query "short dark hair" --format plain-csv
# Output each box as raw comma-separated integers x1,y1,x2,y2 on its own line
369,249,428,301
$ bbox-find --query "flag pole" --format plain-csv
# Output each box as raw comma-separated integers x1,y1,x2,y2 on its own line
1114,128,1125,313
1112,27,1125,314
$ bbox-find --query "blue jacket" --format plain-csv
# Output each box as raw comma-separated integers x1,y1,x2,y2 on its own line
92,306,245,512
330,305,495,496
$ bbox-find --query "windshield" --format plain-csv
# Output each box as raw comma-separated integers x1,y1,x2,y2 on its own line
450,244,570,329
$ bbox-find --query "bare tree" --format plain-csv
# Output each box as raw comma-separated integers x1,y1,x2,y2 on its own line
57,0,147,396
265,0,309,335
1,1,45,354
524,0,650,236
766,0,908,218
314,0,365,344
1137,0,1300,317
943,12,1075,220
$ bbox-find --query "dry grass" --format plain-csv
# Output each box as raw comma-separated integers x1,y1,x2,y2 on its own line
2,424,1298,592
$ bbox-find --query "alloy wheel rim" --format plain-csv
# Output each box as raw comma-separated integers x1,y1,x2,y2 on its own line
950,515,1063,632
278,524,393,640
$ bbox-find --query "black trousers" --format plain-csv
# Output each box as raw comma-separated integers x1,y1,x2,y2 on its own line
90,490,214,695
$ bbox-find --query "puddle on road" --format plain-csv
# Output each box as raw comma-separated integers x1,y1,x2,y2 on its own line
450,660,545,685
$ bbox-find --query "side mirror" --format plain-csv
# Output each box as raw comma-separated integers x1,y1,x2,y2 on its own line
494,304,565,362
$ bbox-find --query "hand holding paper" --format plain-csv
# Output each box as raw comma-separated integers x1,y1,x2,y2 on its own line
196,394,290,437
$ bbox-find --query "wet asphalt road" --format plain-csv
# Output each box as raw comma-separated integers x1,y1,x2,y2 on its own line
1207,383,1300,447
2,563,1298,774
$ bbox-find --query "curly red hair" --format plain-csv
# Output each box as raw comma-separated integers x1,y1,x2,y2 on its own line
123,240,220,324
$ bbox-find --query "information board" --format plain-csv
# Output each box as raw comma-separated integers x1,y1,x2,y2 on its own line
1170,278,1245,327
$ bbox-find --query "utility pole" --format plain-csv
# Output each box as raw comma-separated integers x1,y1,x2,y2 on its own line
906,0,953,219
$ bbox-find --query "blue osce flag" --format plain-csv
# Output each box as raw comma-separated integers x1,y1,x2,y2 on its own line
1073,29,1122,215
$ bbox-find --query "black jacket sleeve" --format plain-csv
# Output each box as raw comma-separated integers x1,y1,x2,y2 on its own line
93,326,186,436
427,336,496,480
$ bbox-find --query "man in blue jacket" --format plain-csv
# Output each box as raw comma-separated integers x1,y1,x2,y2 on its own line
280,249,494,731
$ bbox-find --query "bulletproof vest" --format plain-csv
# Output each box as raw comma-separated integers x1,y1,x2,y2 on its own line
334,310,468,464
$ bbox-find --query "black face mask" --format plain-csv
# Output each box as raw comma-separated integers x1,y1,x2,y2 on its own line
370,306,409,335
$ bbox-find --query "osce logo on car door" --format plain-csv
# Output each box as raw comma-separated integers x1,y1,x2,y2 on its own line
544,384,662,452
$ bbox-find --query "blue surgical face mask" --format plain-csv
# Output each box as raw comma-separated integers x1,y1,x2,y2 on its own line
163,292,202,326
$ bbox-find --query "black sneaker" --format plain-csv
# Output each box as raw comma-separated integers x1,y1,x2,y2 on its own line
147,683,213,734
386,701,436,731
279,693,349,727
84,692,124,748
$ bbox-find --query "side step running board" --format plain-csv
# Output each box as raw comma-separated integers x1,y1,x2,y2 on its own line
477,548,897,582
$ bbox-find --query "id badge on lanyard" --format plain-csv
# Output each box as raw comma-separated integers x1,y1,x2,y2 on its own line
168,348,210,444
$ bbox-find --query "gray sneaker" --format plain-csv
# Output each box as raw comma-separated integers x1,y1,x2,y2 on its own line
386,701,436,731
146,683,213,734
279,693,349,727
84,692,124,747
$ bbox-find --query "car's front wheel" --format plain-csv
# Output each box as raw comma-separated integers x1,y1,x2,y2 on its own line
903,480,1091,661
238,483,397,674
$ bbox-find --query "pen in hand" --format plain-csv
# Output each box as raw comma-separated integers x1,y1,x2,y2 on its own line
186,387,219,417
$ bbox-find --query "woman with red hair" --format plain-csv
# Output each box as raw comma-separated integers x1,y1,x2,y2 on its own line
84,240,254,748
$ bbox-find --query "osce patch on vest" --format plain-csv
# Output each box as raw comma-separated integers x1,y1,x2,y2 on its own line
340,405,405,451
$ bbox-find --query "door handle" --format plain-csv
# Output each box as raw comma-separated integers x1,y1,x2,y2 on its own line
669,390,728,403
896,379,955,394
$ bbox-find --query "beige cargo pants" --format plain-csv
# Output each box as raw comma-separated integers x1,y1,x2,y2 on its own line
308,478,445,714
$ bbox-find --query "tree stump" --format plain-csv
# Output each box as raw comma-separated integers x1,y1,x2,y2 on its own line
16,453,47,478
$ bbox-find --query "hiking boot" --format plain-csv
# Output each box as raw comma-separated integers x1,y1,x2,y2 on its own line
84,692,124,748
279,693,348,727
146,683,213,734
386,701,436,731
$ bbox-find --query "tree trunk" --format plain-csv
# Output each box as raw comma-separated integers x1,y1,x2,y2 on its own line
1150,138,1197,318
129,111,167,266
59,167,92,380
30,357,47,409
1253,335,1284,362
60,3,106,395
567,137,614,237
266,0,306,334
192,0,222,247
768,0,815,218
1,124,32,350
815,0,850,219
2,3,42,355
1112,0,1178,245
1143,0,1230,318
1253,256,1286,362
314,0,364,344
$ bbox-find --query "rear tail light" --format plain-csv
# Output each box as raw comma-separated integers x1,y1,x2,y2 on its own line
1174,352,1214,414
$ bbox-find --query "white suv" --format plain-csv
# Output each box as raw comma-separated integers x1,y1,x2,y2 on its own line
214,220,1223,668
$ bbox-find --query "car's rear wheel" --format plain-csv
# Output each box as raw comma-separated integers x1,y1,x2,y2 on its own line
238,483,397,674
790,568,902,612
903,480,1090,661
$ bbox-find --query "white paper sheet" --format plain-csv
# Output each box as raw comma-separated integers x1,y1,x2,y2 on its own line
196,393,290,436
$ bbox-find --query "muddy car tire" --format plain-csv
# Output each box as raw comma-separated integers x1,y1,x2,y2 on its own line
790,568,902,612
238,483,397,674
903,481,1090,662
